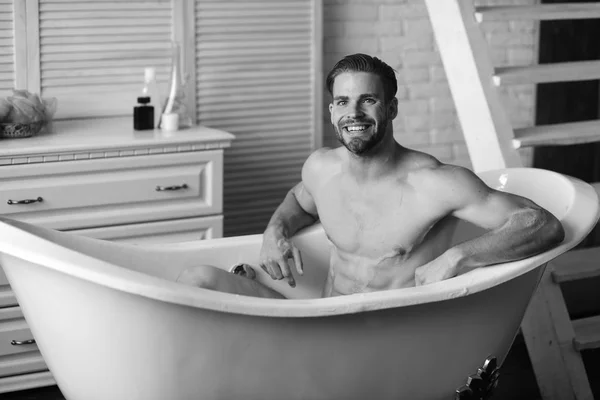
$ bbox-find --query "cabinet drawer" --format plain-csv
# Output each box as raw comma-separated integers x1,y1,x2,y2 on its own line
0,307,46,378
0,151,223,230
0,352,47,379
0,308,38,359
0,371,55,393
72,215,223,244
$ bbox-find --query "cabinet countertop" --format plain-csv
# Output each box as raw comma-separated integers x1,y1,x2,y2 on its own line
0,117,235,161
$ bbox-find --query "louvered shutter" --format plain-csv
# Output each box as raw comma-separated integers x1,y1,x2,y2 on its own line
38,0,173,119
0,0,13,95
195,0,320,236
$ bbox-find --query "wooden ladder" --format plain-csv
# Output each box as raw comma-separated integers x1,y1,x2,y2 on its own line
423,2,600,399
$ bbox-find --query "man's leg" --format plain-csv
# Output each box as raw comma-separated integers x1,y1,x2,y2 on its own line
176,264,286,299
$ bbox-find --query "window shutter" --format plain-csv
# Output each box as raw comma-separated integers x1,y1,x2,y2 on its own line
0,0,13,95
195,0,321,236
37,0,174,119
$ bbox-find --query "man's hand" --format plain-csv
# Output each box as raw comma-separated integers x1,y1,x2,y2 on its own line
414,255,458,286
259,231,304,287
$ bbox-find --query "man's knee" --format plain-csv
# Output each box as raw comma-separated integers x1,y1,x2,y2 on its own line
176,265,222,290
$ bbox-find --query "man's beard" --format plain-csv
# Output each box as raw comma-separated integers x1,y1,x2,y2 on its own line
335,121,387,155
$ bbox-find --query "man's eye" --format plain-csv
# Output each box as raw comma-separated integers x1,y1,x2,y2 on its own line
363,98,375,104
337,101,347,106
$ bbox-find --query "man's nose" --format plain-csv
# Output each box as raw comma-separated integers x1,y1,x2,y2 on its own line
347,102,365,118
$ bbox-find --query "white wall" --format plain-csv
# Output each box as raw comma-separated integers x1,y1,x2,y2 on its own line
322,0,538,169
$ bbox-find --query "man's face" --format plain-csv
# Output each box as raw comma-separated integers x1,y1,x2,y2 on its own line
329,71,397,155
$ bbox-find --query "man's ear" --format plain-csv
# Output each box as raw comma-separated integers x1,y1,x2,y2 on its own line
328,103,333,114
388,97,398,120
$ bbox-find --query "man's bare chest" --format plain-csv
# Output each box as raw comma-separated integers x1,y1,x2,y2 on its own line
314,180,443,257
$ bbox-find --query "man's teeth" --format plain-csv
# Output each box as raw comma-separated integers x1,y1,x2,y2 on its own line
346,125,367,132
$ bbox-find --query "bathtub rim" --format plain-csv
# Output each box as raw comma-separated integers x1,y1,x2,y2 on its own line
0,168,598,318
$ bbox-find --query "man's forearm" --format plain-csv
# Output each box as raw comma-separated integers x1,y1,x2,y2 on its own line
449,207,565,274
265,189,318,239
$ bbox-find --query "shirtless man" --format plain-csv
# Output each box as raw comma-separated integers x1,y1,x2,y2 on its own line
178,53,565,298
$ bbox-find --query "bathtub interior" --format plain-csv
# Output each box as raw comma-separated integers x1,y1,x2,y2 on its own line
0,216,330,299
0,167,595,305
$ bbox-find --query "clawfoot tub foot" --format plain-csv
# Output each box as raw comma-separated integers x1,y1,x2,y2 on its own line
455,356,500,400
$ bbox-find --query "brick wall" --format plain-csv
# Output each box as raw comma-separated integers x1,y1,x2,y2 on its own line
322,0,538,169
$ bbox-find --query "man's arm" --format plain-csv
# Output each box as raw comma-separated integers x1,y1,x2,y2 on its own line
415,165,565,285
259,149,325,286
263,181,318,244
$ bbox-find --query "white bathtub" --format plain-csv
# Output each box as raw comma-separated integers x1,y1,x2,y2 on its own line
0,168,598,400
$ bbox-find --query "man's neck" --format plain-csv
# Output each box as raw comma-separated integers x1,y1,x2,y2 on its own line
344,134,402,182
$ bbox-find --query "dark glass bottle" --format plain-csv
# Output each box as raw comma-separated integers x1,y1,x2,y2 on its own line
133,96,154,130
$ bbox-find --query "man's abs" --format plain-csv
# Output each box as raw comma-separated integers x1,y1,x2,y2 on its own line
322,247,424,296
321,217,457,297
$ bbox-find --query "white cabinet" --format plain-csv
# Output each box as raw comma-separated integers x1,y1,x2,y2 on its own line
0,117,234,393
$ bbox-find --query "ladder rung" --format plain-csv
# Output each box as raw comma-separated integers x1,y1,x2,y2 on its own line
494,60,600,85
513,120,600,149
573,315,600,351
551,247,600,284
475,4,600,22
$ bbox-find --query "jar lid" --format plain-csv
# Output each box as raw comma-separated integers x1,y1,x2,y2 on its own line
137,96,151,104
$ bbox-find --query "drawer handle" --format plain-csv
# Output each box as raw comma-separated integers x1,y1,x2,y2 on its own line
155,184,188,192
11,339,36,346
7,197,43,205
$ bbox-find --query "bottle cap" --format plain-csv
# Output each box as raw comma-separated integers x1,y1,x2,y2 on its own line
137,96,151,104
144,67,156,81
161,113,179,131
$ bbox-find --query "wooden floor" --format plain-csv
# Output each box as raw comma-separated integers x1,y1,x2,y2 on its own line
2,334,598,400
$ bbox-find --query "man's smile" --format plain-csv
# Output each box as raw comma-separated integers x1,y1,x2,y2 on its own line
343,124,372,134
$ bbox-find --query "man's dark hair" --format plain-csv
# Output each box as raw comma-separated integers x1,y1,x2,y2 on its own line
325,53,398,103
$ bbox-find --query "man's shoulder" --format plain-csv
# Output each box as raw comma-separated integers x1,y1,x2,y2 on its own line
308,146,341,163
304,147,342,171
301,147,341,187
405,156,478,189
415,162,471,178
399,149,445,179
408,160,491,212
402,149,440,170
